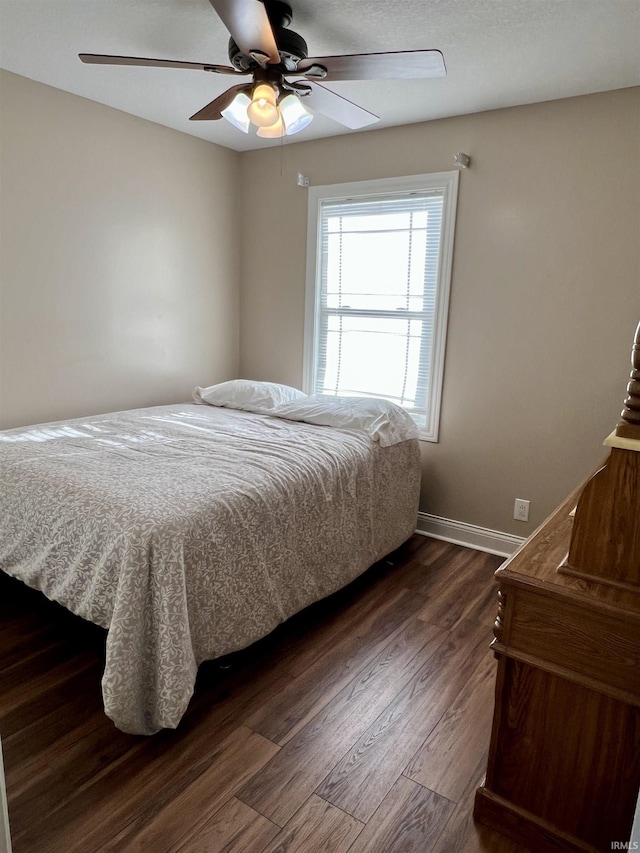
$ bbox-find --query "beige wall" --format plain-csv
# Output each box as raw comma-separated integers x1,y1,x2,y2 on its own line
0,70,240,429
1,74,638,537
238,88,640,535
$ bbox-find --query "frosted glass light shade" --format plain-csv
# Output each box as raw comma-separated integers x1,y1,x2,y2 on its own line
247,84,279,128
279,94,313,136
257,111,285,138
221,92,251,133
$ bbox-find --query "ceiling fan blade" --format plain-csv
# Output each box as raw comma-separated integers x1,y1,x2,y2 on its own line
294,50,446,81
300,82,379,130
208,0,279,64
79,53,242,74
189,84,249,121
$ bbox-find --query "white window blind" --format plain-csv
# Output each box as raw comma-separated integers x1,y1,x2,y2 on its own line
304,173,458,441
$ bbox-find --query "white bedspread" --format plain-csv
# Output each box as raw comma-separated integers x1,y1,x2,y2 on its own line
0,404,420,734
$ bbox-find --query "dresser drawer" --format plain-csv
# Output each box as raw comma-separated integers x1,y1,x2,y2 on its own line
493,580,640,704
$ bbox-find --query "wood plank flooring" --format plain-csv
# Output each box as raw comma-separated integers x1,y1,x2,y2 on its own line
1,536,534,852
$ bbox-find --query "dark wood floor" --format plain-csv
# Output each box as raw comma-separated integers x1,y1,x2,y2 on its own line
1,536,533,852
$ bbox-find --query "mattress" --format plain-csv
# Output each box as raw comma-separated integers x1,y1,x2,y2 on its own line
0,403,420,734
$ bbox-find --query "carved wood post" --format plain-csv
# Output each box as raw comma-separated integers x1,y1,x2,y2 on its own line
560,321,640,591
616,320,640,440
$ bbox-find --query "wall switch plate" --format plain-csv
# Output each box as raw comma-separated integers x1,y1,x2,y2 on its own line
514,498,530,522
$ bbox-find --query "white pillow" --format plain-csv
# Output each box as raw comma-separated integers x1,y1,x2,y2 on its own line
193,379,306,414
272,395,419,446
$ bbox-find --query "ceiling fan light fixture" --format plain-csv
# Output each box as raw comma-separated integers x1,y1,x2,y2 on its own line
256,110,286,138
279,93,313,136
221,91,252,133
247,83,279,127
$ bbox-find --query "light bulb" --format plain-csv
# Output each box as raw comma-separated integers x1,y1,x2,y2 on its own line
279,94,313,136
257,110,285,138
221,92,251,133
247,84,279,128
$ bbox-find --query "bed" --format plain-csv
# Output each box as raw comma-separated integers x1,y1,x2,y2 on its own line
0,384,420,735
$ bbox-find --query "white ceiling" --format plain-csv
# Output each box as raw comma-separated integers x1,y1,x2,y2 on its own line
1,0,639,152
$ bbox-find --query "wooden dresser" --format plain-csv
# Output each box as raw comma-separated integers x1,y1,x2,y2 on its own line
474,324,640,853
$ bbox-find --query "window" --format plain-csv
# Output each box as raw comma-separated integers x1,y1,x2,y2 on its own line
303,172,458,441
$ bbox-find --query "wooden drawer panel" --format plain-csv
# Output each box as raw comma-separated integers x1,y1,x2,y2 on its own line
488,658,640,850
499,583,640,701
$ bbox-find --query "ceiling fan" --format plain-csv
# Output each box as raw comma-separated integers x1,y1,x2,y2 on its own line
79,0,446,139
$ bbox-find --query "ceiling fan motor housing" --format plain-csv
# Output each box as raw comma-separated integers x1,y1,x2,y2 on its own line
228,0,308,72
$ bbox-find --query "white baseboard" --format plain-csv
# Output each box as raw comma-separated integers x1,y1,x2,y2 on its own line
416,512,525,558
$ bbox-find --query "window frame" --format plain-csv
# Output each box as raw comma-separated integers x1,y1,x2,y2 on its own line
303,171,459,442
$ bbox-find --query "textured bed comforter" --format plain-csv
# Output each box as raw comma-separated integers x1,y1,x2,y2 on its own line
0,404,420,734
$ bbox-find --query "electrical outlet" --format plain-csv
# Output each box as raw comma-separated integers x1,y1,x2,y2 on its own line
514,498,530,522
